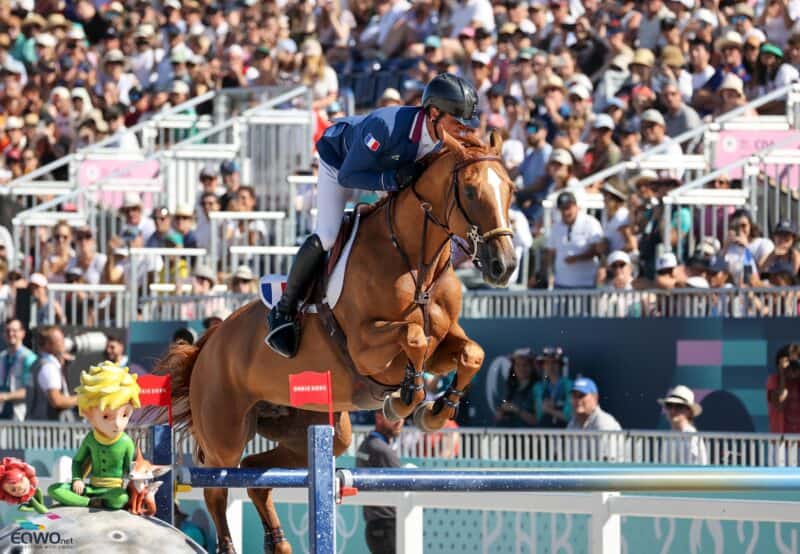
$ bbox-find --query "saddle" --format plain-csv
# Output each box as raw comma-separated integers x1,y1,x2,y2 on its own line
259,202,397,409
309,203,398,410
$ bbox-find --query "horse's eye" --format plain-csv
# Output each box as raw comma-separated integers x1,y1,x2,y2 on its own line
464,186,478,200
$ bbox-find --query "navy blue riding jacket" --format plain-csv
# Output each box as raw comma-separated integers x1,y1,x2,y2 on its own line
316,106,428,192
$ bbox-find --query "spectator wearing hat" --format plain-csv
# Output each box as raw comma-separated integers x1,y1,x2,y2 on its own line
580,115,621,180
518,148,575,228
508,47,538,101
66,228,107,285
99,49,139,106
768,344,800,434
661,80,701,138
120,192,156,242
545,191,603,289
173,204,198,249
29,273,65,326
536,74,569,143
753,43,800,100
653,252,680,289
600,184,635,255
469,50,493,111
714,74,757,117
658,385,708,465
181,265,223,320
532,347,572,428
599,250,642,315
714,31,748,84
146,207,184,248
640,109,684,177
517,117,552,189
760,220,800,278
219,161,241,211
230,265,256,294
495,348,539,428
567,377,622,431
378,88,403,108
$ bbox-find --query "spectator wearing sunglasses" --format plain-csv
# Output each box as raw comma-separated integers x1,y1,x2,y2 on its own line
658,385,708,465
41,221,74,284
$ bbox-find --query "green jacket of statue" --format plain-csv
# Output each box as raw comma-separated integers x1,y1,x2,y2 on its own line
72,431,135,488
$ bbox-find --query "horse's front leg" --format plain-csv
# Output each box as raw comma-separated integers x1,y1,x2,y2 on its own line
353,320,429,422
414,322,484,432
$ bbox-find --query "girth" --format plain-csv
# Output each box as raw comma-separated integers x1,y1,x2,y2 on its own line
315,301,397,410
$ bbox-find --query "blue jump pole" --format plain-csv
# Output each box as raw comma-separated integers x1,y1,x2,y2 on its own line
308,425,335,554
151,423,174,525
179,467,308,488
341,466,800,492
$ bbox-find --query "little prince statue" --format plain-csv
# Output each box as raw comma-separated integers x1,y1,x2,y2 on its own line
48,361,140,509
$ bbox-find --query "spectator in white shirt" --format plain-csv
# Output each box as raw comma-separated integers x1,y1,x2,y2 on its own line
658,385,709,465
65,228,107,285
26,326,77,421
120,192,156,242
600,184,634,255
545,191,604,289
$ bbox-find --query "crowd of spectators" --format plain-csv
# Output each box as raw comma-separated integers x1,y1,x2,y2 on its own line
494,344,710,463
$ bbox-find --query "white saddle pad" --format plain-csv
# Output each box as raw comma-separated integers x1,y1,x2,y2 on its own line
258,211,361,312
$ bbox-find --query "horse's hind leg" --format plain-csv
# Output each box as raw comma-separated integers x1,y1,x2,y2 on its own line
192,392,252,553
414,322,484,432
241,445,302,554
243,411,352,554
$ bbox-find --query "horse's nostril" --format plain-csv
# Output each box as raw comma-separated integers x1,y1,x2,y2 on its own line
490,259,504,279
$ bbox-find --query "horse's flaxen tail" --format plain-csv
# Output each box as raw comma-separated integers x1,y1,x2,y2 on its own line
151,324,222,461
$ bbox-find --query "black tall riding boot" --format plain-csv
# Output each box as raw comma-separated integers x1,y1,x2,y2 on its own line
266,234,326,358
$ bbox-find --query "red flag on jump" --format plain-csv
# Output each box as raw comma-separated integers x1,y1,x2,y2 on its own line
137,374,173,426
288,371,333,426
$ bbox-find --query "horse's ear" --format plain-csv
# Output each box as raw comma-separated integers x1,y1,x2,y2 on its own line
489,130,503,157
441,129,467,160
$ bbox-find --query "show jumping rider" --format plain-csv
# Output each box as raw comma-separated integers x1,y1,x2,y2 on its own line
267,73,480,358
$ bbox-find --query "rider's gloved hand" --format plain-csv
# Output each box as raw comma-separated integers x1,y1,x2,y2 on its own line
395,162,426,190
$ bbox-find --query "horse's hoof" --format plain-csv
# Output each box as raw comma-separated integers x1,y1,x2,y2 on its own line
413,401,437,432
217,537,237,554
382,394,403,422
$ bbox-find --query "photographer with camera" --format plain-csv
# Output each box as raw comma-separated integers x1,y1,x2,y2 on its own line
767,344,800,433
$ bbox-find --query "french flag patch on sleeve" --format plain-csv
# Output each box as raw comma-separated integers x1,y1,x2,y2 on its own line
364,133,381,151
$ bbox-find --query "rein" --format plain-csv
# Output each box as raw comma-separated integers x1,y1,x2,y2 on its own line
386,154,514,331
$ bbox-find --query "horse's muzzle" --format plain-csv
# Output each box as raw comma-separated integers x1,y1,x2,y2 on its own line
478,237,517,287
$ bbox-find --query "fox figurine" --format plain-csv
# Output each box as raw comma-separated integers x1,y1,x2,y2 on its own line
126,447,170,517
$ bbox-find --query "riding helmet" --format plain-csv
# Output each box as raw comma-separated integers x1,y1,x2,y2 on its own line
422,73,479,128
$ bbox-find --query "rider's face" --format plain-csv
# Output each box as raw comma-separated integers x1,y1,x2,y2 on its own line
429,108,471,140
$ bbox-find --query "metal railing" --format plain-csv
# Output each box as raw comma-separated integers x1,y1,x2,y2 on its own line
207,211,288,274
139,291,252,321
9,420,798,468
43,283,130,327
577,82,800,189
228,245,297,276
460,287,800,318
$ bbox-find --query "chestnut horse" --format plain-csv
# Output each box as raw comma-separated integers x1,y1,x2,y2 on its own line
155,131,517,553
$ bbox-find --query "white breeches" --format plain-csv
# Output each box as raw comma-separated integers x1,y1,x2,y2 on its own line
314,159,349,251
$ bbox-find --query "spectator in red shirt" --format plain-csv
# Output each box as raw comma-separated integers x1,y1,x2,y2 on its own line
767,343,800,433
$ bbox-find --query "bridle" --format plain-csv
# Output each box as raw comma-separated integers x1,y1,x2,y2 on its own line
386,153,514,311
385,152,515,408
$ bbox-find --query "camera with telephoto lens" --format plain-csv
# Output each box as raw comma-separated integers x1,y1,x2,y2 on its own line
64,332,108,354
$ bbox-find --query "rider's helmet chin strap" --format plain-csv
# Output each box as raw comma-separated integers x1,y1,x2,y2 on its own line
427,107,444,142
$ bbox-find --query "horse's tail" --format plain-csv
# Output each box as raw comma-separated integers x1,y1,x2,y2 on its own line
152,324,222,463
